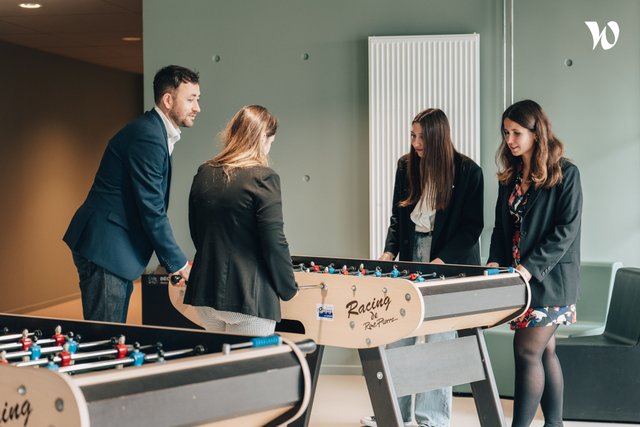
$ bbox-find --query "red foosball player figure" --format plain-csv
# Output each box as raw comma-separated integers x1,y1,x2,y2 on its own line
0,350,8,364
310,261,321,272
358,264,367,276
53,325,65,347
115,335,128,359
59,342,74,367
20,329,33,351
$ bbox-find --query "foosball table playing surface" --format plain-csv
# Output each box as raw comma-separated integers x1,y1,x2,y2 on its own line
0,313,314,427
163,255,531,427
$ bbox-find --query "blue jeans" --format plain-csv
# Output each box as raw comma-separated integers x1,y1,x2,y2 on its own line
405,232,454,427
72,252,133,323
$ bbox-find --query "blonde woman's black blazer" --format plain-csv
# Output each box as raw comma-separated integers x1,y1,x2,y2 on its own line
185,164,298,322
383,152,484,265
488,159,583,307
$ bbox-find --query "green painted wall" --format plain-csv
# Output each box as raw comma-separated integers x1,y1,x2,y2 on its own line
146,0,640,269
510,0,639,267
144,0,503,264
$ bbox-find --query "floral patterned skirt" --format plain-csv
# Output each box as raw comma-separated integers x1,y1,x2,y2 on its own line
510,304,576,330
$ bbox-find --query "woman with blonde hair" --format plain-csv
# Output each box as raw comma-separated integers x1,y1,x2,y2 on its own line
488,99,583,427
185,105,298,336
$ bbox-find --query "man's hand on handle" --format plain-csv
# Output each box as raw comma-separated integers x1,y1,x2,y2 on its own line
170,261,191,287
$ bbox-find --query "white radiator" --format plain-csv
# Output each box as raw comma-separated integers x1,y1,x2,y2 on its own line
368,34,480,259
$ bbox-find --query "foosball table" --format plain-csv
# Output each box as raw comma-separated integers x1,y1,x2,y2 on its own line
160,255,530,427
0,313,314,427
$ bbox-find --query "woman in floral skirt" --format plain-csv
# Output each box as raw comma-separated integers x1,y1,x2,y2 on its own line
488,100,583,427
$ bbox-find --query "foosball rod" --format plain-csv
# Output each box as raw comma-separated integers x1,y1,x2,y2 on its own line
222,335,282,355
0,335,118,353
57,345,204,374
0,328,42,343
293,261,447,281
10,341,156,366
484,267,515,275
0,337,56,351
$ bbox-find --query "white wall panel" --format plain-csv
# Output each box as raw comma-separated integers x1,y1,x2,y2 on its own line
369,34,480,258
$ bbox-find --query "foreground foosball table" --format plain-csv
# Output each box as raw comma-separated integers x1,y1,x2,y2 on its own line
0,313,314,427
166,255,530,427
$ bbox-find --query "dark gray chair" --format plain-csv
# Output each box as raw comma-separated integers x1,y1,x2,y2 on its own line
557,267,640,423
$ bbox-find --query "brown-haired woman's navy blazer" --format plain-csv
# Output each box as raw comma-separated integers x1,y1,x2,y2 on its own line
488,159,583,306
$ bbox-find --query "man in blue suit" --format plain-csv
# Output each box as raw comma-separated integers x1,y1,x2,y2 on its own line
64,65,201,322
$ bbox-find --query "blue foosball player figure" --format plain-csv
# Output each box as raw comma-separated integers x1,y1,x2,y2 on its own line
66,332,79,354
131,342,145,367
29,337,42,362
45,355,59,371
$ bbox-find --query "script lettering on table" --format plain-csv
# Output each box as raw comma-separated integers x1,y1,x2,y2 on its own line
0,399,32,427
345,295,391,318
345,295,398,329
363,316,398,330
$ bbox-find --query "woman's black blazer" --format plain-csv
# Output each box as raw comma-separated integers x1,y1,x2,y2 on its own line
383,152,484,265
488,159,583,307
185,164,298,322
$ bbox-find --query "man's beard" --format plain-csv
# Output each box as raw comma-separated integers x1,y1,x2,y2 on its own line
169,110,192,128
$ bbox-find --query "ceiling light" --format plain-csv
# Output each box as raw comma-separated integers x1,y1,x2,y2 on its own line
19,3,42,8
121,36,142,42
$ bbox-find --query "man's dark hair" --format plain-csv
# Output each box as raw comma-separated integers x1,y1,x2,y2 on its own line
153,65,200,104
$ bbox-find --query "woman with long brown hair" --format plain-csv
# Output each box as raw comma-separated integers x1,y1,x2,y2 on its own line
185,105,298,336
362,108,483,427
488,99,583,427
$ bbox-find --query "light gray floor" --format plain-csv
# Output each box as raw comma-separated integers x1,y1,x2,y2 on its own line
309,374,639,427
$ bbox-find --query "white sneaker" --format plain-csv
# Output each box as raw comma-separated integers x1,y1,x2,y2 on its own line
360,415,413,426
360,415,377,427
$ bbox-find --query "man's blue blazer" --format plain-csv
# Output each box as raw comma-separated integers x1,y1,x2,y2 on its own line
64,109,187,281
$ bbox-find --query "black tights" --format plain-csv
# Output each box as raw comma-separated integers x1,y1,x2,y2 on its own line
511,325,564,427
